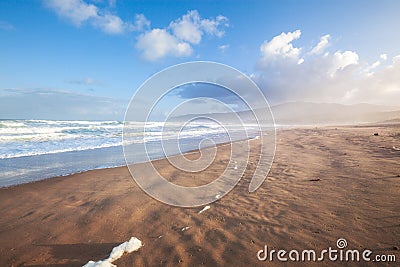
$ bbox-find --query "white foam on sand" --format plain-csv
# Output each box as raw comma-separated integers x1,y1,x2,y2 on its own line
251,135,260,140
198,205,210,214
82,237,142,267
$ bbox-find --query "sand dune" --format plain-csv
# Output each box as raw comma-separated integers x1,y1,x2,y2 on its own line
0,126,399,266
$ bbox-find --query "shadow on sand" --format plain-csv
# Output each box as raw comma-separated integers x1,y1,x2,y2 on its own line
24,242,120,267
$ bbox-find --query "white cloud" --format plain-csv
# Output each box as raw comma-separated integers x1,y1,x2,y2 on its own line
219,44,229,53
370,60,381,69
364,61,381,76
44,0,130,34
45,4,228,58
310,34,330,55
136,29,192,61
131,14,150,32
260,30,301,64
363,53,390,76
169,10,228,44
45,0,98,26
169,10,203,44
353,55,400,101
66,77,99,85
136,10,228,61
329,50,359,77
200,15,229,37
93,13,125,34
254,31,400,106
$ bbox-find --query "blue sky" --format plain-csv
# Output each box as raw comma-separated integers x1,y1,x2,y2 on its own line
1,0,400,120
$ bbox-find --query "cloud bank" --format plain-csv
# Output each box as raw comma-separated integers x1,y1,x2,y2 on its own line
254,30,400,106
0,89,126,120
66,77,100,85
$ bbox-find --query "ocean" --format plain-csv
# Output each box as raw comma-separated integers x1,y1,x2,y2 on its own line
0,119,260,187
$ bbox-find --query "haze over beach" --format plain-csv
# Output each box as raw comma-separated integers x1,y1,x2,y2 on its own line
1,0,400,266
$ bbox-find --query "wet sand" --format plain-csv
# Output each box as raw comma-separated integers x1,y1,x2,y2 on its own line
0,126,399,266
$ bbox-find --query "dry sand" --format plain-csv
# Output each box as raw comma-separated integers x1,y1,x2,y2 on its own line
0,126,399,266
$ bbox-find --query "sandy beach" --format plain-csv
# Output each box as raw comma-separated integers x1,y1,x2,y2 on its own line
1,125,399,266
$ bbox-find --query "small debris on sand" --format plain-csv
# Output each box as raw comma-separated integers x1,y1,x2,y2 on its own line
181,226,190,232
309,178,321,182
198,205,210,214
393,246,399,251
373,133,379,136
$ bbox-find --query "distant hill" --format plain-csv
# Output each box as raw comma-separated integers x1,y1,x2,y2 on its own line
371,118,400,125
271,102,400,125
172,102,400,125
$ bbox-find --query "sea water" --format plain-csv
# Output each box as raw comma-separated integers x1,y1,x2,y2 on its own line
0,119,260,187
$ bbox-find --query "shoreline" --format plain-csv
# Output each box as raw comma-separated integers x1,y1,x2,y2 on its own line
6,122,395,189
2,123,398,190
0,134,262,189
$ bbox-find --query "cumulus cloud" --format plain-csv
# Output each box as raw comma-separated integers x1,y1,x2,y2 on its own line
136,10,228,61
136,29,192,61
310,34,330,55
363,55,386,76
94,13,125,34
200,15,229,37
259,30,301,64
349,55,400,104
169,11,228,44
254,31,400,106
131,14,150,32
45,3,228,60
329,50,359,77
45,0,98,26
169,10,203,44
44,0,130,34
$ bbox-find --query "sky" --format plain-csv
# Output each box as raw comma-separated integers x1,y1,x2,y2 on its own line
0,0,400,120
